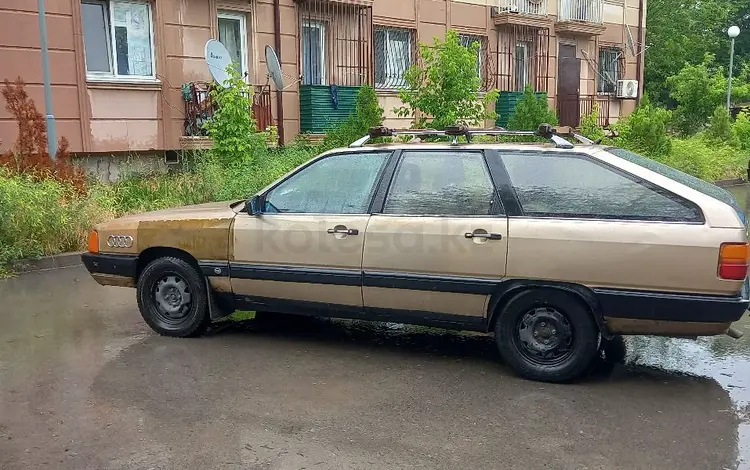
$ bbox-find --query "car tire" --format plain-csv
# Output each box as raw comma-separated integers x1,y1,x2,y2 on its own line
494,289,599,383
137,256,210,337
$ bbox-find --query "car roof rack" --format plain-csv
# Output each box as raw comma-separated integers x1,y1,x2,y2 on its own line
349,123,593,149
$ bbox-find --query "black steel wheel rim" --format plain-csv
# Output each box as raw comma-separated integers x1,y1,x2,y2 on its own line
513,307,574,365
151,272,193,325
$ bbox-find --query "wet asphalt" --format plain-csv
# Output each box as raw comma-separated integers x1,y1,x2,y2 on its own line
0,266,749,469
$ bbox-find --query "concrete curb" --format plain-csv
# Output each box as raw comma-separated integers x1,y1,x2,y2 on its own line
11,252,84,273
715,178,746,188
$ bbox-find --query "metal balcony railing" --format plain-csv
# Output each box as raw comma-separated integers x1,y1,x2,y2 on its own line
183,82,273,137
496,0,549,16
558,0,602,23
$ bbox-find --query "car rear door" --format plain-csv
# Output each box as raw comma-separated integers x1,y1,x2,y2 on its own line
487,149,735,296
230,151,391,313
361,149,508,326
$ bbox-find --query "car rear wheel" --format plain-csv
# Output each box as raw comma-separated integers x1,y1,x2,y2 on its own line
494,289,599,383
137,256,210,337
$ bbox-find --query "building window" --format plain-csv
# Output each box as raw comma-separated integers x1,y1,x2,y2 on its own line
374,27,412,89
81,0,155,79
459,34,485,82
302,21,325,85
515,41,532,91
598,47,622,94
218,12,248,78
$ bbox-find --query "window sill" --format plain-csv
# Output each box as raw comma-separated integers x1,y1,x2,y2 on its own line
86,76,162,91
375,88,401,96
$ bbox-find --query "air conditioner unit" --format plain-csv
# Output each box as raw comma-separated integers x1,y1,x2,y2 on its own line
616,79,639,99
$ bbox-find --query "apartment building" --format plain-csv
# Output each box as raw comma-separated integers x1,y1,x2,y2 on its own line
0,0,645,161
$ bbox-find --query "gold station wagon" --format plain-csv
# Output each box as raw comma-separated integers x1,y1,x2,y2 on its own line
82,125,750,382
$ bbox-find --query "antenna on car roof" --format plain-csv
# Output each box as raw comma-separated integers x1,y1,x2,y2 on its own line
349,124,588,149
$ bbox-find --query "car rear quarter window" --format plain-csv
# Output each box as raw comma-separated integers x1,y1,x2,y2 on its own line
500,152,704,222
384,151,497,216
608,147,745,224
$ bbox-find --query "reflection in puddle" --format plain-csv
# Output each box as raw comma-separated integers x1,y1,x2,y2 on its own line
625,315,750,468
220,311,750,468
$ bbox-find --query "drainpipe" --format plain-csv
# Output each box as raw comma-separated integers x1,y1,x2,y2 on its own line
273,0,285,145
635,0,645,106
38,0,57,159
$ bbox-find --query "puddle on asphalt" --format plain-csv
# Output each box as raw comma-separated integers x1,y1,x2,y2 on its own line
216,310,750,468
624,315,750,468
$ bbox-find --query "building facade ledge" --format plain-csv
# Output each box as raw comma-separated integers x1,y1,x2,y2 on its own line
554,20,607,36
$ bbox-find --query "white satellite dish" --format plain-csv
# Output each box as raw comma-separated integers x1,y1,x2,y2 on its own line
204,39,232,87
265,45,285,90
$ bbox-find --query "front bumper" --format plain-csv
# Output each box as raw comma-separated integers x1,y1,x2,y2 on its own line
81,253,138,278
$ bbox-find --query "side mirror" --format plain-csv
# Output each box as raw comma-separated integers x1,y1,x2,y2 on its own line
246,195,263,215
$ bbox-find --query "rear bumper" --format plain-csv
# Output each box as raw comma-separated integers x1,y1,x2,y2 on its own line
594,285,750,324
81,253,138,279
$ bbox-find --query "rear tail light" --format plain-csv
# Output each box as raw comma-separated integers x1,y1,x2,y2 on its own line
87,230,99,254
719,242,749,280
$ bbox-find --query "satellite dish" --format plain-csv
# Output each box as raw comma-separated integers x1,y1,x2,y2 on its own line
204,39,232,87
265,45,285,90
625,25,637,56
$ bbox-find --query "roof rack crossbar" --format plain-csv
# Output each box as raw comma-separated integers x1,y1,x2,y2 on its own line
348,124,583,149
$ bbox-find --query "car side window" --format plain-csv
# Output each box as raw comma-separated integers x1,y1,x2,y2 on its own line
265,152,389,214
500,152,703,222
383,151,497,216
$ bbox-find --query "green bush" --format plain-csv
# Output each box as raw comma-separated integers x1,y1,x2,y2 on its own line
579,104,606,142
612,97,673,157
705,105,737,145
664,135,746,181
322,85,384,150
203,65,266,167
506,86,558,131
667,56,730,135
0,169,108,270
734,111,750,150
395,29,499,129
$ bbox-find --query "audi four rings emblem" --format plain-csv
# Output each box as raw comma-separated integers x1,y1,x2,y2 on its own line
107,235,134,248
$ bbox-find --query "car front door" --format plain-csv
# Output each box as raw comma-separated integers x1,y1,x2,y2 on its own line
231,151,392,313
361,150,508,326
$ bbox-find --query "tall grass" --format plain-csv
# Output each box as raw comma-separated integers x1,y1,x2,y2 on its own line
0,143,318,270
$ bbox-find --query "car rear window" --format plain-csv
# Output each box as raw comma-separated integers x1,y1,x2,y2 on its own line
607,148,745,224
500,152,704,222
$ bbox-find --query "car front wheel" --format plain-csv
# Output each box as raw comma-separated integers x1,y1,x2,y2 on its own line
136,256,210,337
494,289,599,383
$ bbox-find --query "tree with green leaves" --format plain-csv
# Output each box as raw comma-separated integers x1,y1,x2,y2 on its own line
203,65,263,167
395,29,499,129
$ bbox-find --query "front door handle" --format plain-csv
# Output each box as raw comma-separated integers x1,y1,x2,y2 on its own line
327,227,359,235
465,232,502,240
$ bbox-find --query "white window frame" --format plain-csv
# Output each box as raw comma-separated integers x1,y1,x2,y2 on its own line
301,20,326,85
218,11,249,79
374,27,413,89
515,41,530,91
83,0,157,82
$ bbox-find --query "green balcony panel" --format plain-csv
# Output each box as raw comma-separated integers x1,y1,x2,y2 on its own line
300,85,361,134
495,91,548,128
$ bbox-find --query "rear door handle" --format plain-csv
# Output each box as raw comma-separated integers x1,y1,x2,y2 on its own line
327,227,359,235
465,232,502,240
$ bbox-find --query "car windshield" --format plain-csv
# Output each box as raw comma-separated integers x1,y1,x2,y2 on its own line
607,148,746,225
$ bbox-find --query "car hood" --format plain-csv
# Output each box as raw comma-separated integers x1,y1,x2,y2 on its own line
94,201,242,260
111,200,243,223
